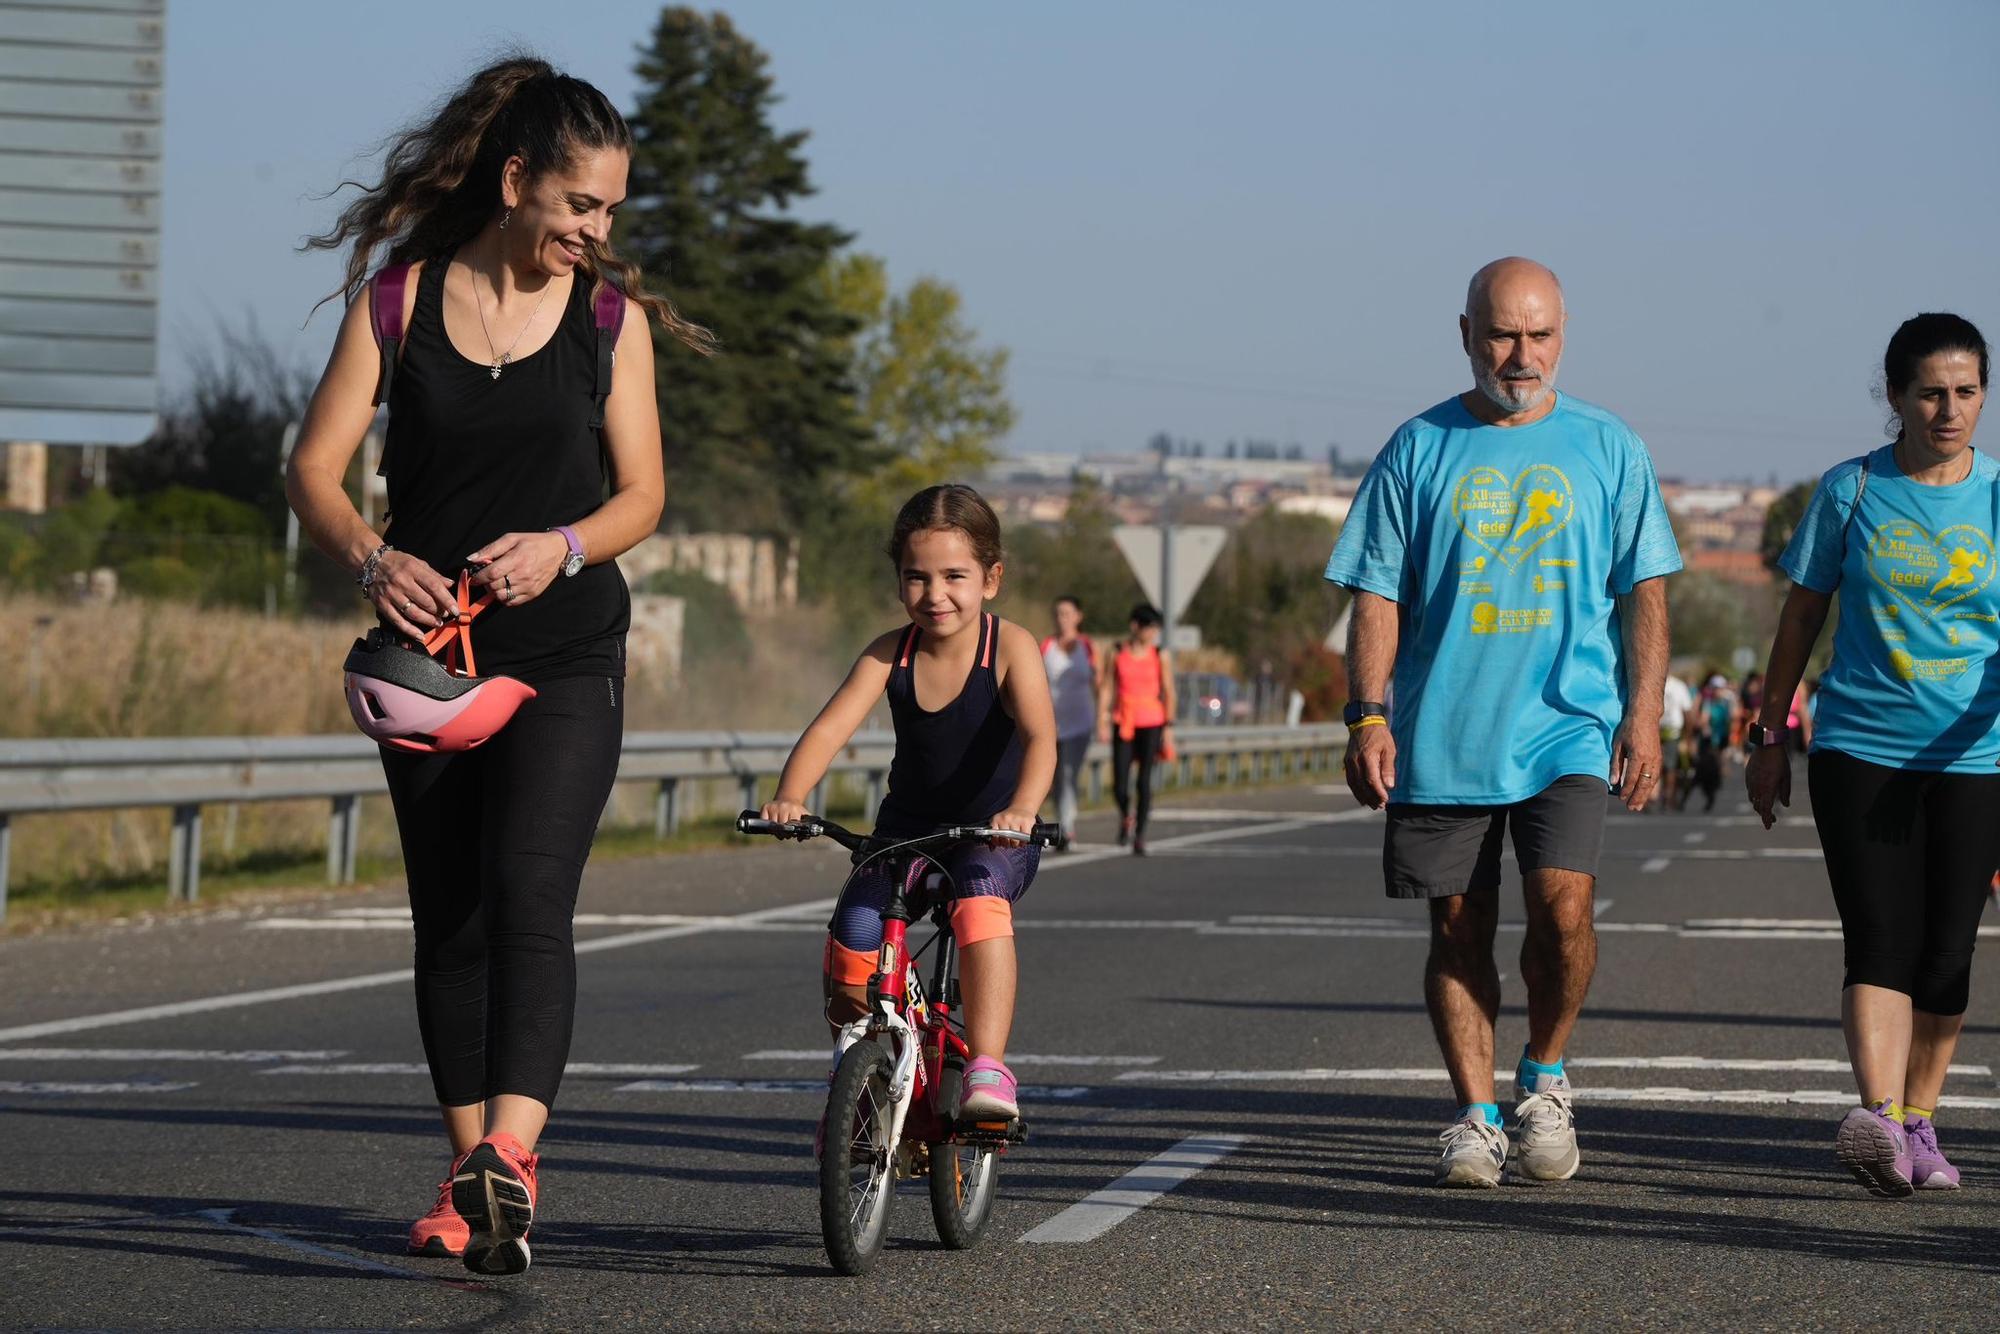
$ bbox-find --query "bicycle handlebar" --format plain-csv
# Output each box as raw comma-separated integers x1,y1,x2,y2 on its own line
735,811,1061,851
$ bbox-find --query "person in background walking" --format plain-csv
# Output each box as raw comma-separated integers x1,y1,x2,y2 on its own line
1658,672,1694,812
1041,595,1101,851
1749,313,1993,1197
1099,603,1175,855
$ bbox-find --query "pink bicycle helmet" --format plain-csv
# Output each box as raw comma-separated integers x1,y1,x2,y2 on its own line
343,570,536,753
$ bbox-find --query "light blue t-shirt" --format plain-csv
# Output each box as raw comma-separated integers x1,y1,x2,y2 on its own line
1323,393,1682,804
1778,444,2000,773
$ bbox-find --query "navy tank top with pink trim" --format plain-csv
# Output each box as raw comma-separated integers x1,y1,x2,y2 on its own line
875,612,1024,837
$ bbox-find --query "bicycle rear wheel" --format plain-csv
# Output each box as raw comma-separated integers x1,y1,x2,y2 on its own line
928,1138,999,1248
819,1039,897,1275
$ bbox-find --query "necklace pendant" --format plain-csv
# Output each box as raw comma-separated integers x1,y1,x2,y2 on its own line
489,354,507,381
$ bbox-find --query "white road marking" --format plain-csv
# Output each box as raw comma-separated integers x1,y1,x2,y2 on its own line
0,896,837,1044
197,1208,439,1283
259,1061,701,1077
613,1077,1091,1098
0,1079,198,1094
251,912,830,932
0,1048,345,1063
1594,898,1614,919
1641,857,1671,873
1123,1058,1994,1084
1018,919,1219,930
1683,831,1708,844
1018,1134,1248,1244
741,1050,1160,1066
1144,809,1363,824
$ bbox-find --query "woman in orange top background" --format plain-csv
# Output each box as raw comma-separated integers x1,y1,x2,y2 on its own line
1097,603,1177,855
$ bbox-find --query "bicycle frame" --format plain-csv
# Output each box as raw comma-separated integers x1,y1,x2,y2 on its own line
864,850,975,1155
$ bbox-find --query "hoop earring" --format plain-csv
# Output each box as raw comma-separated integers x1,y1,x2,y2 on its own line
500,207,512,230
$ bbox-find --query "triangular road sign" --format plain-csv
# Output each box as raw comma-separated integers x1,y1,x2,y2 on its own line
1113,524,1228,623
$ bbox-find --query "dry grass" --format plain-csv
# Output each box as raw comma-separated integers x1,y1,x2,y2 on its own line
0,593,858,898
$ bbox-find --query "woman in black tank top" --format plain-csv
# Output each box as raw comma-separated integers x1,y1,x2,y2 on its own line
286,57,712,1277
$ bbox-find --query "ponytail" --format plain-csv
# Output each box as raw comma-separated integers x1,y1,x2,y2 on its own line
304,54,713,354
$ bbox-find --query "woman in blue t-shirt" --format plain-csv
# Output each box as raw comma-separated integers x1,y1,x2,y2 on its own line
1748,313,1992,1199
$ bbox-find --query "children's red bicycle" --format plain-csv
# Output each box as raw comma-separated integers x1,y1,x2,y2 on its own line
736,811,1057,1276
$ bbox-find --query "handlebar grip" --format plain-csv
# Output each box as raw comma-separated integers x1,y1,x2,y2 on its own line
1030,821,1063,848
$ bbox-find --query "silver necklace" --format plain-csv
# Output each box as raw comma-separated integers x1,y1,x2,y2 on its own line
472,266,553,380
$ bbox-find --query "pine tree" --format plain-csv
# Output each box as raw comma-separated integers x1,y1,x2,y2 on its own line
619,8,872,532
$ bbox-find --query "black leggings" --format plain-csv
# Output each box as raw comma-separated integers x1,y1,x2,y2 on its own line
380,674,624,1107
1113,726,1164,835
1808,748,2000,1016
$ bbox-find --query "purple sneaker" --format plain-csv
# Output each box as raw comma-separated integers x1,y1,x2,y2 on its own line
1834,1101,1914,1198
1905,1115,1960,1190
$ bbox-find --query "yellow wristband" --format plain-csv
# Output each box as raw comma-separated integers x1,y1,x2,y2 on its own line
1348,716,1387,731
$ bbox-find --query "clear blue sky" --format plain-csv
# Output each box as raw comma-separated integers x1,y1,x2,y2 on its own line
159,0,2000,484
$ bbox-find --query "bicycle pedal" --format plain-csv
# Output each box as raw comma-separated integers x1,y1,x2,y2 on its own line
955,1116,1028,1145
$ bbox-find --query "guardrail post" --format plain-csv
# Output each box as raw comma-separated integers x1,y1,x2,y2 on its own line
0,812,10,923
738,772,759,815
809,780,826,816
1089,758,1103,804
326,795,360,885
168,804,202,903
863,770,885,823
655,779,679,839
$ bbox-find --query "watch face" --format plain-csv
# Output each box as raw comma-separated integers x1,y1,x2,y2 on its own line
562,553,585,577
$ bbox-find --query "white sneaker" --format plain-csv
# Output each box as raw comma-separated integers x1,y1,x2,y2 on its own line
1435,1114,1509,1187
1512,1072,1580,1181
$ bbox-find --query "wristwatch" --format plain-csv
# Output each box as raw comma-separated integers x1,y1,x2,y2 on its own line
550,525,586,578
1342,700,1388,727
1747,723,1789,747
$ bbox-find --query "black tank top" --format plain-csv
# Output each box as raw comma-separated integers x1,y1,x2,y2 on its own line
381,254,629,684
875,613,1024,837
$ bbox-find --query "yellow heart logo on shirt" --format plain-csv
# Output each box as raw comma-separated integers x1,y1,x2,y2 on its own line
1451,464,1575,571
1864,520,1996,622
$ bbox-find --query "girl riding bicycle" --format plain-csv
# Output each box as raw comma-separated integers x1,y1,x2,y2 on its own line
762,484,1056,1123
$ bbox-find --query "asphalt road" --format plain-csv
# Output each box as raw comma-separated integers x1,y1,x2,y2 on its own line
5,778,2000,1329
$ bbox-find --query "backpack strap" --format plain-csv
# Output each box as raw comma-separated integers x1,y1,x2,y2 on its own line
590,280,627,431
369,263,412,407
1842,454,1871,543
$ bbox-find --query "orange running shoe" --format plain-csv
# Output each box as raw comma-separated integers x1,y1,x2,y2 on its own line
407,1150,472,1257
452,1132,539,1276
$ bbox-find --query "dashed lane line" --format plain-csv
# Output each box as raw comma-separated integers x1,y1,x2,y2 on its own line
0,897,837,1044
612,1077,1093,1098
258,1061,701,1077
742,1050,1161,1066
0,1080,199,1094
0,1048,345,1063
1018,1134,1248,1244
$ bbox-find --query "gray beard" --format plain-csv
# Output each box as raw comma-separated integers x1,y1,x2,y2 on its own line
1473,364,1557,414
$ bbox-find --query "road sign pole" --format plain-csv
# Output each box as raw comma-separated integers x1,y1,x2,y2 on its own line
1160,510,1175,648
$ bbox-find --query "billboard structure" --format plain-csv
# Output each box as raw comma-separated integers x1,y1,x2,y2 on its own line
0,0,164,447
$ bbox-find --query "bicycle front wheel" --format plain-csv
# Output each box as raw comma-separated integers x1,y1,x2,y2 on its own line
928,1138,999,1248
820,1039,897,1276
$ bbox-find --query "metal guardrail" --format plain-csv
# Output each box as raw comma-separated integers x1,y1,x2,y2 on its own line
0,723,1347,919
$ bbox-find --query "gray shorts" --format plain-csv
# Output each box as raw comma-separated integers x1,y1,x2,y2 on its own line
1383,774,1609,899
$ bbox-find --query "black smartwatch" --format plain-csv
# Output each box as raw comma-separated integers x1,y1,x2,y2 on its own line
1343,700,1388,727
1747,723,1789,748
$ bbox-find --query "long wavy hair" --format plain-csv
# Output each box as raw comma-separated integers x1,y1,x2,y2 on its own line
304,55,714,353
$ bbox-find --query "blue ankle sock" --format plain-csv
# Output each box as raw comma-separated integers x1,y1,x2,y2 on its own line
1518,1047,1565,1088
1458,1102,1502,1127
